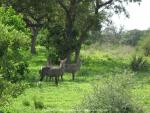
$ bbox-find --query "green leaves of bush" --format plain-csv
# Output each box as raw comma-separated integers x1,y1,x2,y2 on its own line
138,32,150,56
0,6,30,35
0,6,30,82
76,74,144,113
0,79,29,106
0,23,30,82
130,56,148,71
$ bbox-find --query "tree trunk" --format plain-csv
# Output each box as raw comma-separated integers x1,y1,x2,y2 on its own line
66,49,71,63
31,27,38,54
75,45,81,62
65,14,73,64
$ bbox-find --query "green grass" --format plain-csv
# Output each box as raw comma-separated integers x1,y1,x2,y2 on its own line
1,45,150,113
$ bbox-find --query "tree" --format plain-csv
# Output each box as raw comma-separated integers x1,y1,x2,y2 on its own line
122,29,143,46
55,0,141,63
102,24,125,44
0,0,55,54
1,0,142,61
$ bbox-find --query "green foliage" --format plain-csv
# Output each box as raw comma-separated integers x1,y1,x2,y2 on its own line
3,61,29,83
37,29,49,46
138,32,150,56
47,24,65,49
45,24,67,60
0,6,30,35
15,62,29,76
1,46,150,113
0,23,29,52
47,48,59,64
34,100,44,109
0,8,30,82
22,100,30,107
75,74,144,113
101,25,124,44
0,23,30,82
122,29,143,46
130,56,148,71
0,79,29,106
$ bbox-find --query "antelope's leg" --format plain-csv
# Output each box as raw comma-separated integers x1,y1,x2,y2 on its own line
40,75,44,81
72,73,75,80
46,76,48,81
58,76,60,81
61,74,63,81
49,76,52,81
55,76,58,86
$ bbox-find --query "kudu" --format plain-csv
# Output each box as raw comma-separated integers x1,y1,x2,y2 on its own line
64,58,81,80
39,59,66,85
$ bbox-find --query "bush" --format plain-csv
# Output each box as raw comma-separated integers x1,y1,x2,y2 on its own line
75,74,144,113
0,6,30,34
0,6,30,83
0,22,30,82
2,61,29,83
130,56,148,71
34,100,44,109
0,79,29,106
122,29,142,46
22,100,30,107
138,33,150,56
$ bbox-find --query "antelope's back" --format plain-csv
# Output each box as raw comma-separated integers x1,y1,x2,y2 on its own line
49,67,64,77
41,67,51,75
65,63,80,73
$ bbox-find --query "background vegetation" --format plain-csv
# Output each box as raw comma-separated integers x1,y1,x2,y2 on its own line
0,0,150,113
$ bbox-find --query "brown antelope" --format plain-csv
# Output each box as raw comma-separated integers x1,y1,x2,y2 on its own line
64,58,81,80
39,59,66,85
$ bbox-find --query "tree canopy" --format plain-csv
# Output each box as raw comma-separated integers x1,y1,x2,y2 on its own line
0,0,142,62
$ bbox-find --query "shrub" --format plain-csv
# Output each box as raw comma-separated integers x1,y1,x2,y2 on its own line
0,22,30,82
0,79,29,106
0,6,30,83
34,100,44,109
130,56,148,71
2,61,29,83
0,6,30,35
122,29,142,46
138,33,150,56
22,100,30,107
75,74,144,113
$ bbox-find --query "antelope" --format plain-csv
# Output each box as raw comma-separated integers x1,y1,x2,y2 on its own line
64,58,81,80
39,59,66,85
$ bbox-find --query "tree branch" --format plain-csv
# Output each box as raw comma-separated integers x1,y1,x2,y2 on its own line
23,17,43,28
97,0,114,9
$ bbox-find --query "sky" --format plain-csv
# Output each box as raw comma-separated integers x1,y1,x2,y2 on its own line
111,0,150,30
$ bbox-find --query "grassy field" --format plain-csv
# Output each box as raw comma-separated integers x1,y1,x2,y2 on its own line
1,45,150,113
